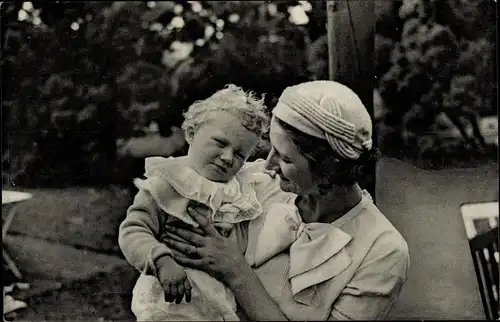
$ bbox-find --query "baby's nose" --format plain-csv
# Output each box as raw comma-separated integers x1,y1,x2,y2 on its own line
220,149,234,165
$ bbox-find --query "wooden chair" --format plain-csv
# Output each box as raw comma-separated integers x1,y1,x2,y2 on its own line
2,191,33,280
469,227,499,320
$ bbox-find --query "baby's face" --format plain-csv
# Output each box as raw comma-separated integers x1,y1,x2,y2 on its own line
187,111,260,182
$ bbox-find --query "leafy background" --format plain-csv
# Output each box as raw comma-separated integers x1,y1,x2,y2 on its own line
2,0,497,188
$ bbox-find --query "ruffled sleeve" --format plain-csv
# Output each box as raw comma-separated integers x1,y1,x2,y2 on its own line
213,160,269,224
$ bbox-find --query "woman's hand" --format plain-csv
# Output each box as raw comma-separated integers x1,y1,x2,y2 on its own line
163,200,248,285
165,200,289,321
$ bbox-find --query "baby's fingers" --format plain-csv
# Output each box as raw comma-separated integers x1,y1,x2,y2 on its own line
164,285,175,303
175,283,185,304
183,278,192,303
170,284,178,302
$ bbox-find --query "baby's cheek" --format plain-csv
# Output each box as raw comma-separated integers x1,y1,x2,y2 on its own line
228,166,243,179
234,159,245,171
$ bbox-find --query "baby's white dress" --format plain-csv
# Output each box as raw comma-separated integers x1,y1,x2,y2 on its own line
131,156,263,321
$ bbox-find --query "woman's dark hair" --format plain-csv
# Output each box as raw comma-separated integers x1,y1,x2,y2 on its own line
275,117,379,191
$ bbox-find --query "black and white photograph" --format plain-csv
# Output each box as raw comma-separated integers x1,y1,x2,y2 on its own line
1,0,498,320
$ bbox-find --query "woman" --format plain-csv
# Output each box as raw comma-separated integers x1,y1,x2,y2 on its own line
163,80,410,320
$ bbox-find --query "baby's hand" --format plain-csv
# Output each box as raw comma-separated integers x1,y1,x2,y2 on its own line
156,256,192,304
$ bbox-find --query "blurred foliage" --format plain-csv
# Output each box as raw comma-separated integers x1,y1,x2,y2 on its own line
2,1,320,187
1,0,496,187
375,0,497,161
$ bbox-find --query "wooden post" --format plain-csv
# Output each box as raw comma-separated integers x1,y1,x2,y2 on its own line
329,0,376,198
332,0,374,116
326,0,336,81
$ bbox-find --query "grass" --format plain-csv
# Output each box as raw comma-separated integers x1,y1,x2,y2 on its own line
14,265,138,321
4,185,138,321
5,185,133,254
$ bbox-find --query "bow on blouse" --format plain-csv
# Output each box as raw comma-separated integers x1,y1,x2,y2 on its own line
247,203,353,305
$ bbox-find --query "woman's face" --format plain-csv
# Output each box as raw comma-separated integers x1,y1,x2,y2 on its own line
265,116,316,195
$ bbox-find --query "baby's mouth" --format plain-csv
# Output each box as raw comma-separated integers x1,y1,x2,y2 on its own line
212,163,227,173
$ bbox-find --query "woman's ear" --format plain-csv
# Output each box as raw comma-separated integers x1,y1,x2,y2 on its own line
185,127,195,144
312,153,339,193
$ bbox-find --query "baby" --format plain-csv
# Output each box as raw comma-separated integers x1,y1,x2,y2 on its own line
118,84,270,321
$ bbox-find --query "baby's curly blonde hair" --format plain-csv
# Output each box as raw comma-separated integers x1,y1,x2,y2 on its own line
182,84,269,141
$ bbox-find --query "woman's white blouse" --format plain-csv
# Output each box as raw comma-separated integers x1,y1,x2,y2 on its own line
242,160,410,320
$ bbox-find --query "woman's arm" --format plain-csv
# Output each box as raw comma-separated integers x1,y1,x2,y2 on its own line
163,201,288,321
226,264,289,321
